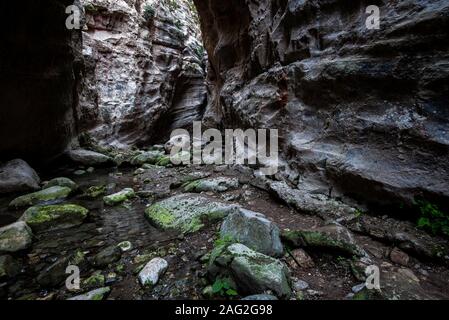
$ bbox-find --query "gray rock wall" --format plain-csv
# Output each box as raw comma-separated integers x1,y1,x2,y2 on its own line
194,0,449,208
78,0,207,147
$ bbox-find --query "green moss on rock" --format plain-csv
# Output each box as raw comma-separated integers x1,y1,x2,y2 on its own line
103,188,136,206
9,186,72,209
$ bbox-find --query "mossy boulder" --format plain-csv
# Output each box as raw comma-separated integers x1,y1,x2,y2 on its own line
83,185,107,199
20,204,89,232
130,151,164,166
0,221,33,254
145,194,237,234
281,223,367,257
103,188,136,206
44,177,78,192
68,287,110,300
208,243,292,299
183,177,239,193
9,186,72,209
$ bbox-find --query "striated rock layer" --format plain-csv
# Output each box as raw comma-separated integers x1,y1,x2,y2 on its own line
193,0,449,209
78,0,207,147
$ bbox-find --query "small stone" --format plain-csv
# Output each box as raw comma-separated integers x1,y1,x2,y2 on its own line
74,170,86,176
352,283,366,293
138,257,168,287
293,279,309,291
87,167,95,173
202,285,214,299
103,188,136,206
117,241,132,252
67,287,110,300
390,247,409,266
82,272,105,290
241,294,278,300
134,168,145,175
290,248,315,268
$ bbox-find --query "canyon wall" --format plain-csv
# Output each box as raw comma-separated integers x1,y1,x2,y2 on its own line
0,0,83,162
78,0,206,147
194,0,449,208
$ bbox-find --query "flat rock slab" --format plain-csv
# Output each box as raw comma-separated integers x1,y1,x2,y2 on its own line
282,223,367,257
20,204,89,232
103,188,136,206
67,149,113,166
138,257,168,287
145,194,237,234
183,177,239,193
0,159,40,194
68,287,111,300
220,208,283,257
208,243,292,299
9,186,72,209
43,177,78,191
0,221,33,254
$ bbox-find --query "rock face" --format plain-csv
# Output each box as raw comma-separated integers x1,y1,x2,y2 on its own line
193,0,449,209
0,0,83,161
78,0,207,147
0,160,41,194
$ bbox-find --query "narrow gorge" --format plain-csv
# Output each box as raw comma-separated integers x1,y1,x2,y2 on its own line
0,0,448,301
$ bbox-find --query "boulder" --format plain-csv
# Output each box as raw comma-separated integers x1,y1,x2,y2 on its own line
0,159,40,194
9,186,72,209
103,188,136,206
67,149,113,167
91,245,122,268
43,177,78,192
138,257,168,287
220,208,283,257
282,223,367,257
130,151,164,166
20,204,88,232
208,243,292,299
145,194,237,234
68,287,110,300
0,255,21,279
183,177,239,193
0,221,33,253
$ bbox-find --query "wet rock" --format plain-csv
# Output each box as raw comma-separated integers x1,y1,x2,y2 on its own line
83,185,107,199
202,285,214,299
20,204,89,233
269,181,356,221
92,245,122,268
0,159,40,194
145,194,237,234
0,255,21,279
183,177,239,193
67,149,113,167
390,248,410,267
130,151,165,166
208,243,292,299
220,208,283,257
37,250,86,287
68,287,110,300
103,188,136,206
138,257,168,287
0,221,33,253
282,223,367,257
43,177,78,192
9,186,72,209
241,294,278,300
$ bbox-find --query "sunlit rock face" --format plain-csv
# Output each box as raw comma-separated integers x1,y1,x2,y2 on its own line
0,0,83,162
78,0,206,147
194,0,449,209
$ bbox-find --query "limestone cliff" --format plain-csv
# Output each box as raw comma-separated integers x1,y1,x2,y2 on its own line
78,0,206,147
